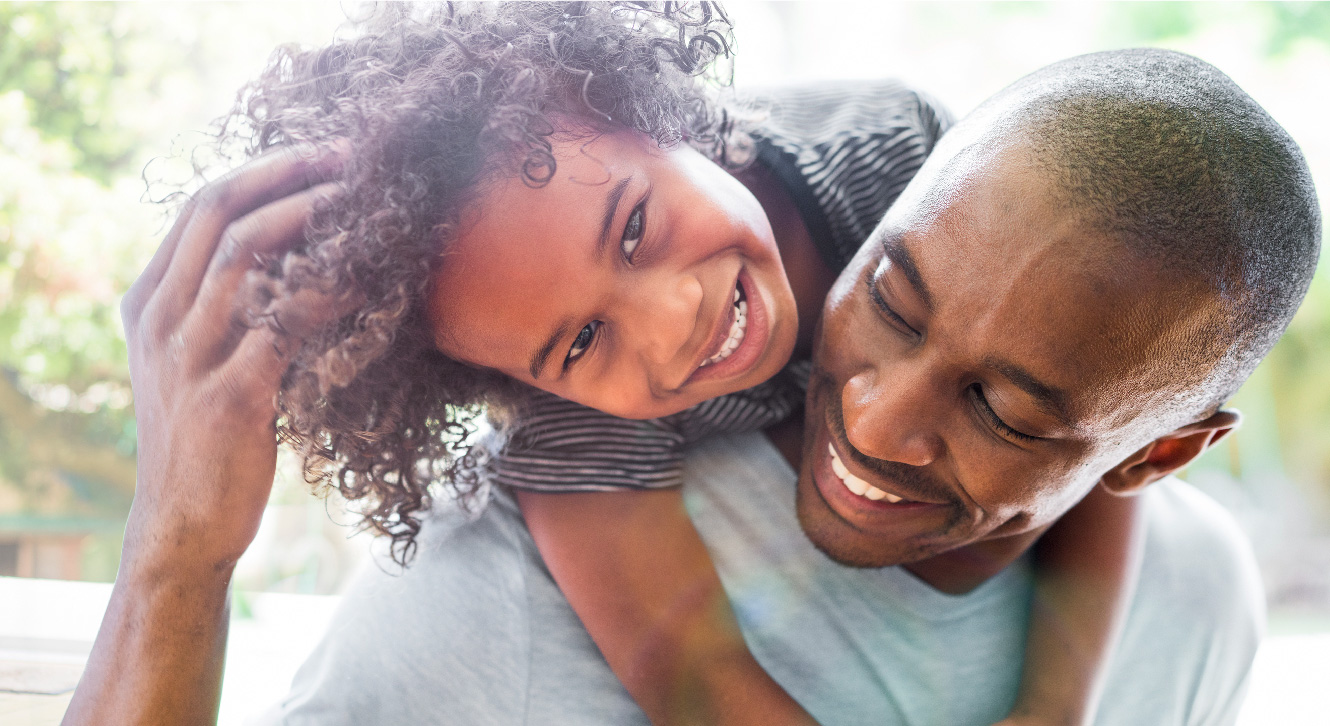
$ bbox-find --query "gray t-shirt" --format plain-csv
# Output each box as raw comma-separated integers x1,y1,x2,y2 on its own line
257,433,1263,726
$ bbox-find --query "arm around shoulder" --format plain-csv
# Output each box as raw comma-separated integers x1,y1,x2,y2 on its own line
1098,479,1264,726
517,487,819,726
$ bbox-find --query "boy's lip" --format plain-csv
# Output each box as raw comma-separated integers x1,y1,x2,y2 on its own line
684,267,769,387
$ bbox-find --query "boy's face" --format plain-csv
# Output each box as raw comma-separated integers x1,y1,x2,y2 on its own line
427,128,799,419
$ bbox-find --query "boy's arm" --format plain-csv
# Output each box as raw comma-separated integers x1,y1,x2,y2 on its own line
516,488,819,726
999,485,1146,726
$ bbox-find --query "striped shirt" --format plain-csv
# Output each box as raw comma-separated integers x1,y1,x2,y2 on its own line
492,80,952,492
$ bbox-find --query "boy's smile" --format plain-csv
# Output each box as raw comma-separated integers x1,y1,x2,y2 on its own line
426,128,799,419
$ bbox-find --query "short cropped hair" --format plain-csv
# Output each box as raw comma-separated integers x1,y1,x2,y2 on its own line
985,49,1320,410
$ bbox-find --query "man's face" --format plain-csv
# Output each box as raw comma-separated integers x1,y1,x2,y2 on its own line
797,145,1212,568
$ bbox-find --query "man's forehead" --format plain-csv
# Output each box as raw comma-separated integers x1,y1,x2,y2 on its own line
876,156,1202,432
884,149,1108,294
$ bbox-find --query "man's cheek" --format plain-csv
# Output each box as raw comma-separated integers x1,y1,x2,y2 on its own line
967,466,1086,534
812,302,867,384
820,247,873,322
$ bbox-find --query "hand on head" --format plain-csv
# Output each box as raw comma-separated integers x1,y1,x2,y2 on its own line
119,142,349,574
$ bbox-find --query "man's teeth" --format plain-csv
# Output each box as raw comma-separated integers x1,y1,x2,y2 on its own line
699,286,747,367
827,443,904,503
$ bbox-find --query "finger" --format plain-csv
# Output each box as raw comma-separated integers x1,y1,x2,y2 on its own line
146,141,348,329
185,181,342,353
121,199,201,333
210,265,363,375
264,284,365,342
224,286,364,405
212,327,290,424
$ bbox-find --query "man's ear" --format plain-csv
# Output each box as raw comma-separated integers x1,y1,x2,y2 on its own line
1099,409,1242,497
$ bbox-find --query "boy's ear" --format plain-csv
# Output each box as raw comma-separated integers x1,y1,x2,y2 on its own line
1099,409,1242,497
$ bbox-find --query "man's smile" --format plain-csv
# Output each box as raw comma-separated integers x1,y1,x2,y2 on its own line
813,431,950,520
827,443,908,504
803,376,957,546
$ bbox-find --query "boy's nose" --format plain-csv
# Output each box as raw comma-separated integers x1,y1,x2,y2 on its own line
621,271,705,373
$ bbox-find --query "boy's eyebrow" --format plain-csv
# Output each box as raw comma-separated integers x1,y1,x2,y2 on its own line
596,177,633,259
530,321,571,380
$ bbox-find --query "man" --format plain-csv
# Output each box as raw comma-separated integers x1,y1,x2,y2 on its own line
65,49,1318,725
250,49,1316,724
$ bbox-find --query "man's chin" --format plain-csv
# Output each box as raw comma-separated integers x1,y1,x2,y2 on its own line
794,473,934,569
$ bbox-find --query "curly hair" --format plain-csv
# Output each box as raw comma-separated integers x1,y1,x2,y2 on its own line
214,1,748,564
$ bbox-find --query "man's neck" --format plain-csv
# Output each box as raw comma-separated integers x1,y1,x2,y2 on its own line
765,416,1048,595
902,530,1048,595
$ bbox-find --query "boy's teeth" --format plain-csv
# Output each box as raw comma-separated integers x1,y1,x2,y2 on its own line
827,443,904,503
699,293,748,368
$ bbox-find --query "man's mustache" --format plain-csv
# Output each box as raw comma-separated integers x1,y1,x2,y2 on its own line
812,365,955,504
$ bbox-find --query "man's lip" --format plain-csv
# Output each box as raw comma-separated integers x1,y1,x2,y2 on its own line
683,268,770,386
816,420,947,515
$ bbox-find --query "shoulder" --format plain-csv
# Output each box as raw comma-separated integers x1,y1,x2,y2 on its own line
257,486,651,725
1139,478,1264,629
746,79,953,272
752,79,952,148
253,492,535,724
1102,478,1264,725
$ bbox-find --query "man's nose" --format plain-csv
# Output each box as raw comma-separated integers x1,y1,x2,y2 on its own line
620,270,704,370
840,359,945,468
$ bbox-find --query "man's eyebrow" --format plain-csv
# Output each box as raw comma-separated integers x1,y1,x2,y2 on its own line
881,234,934,313
985,357,1075,428
597,176,633,260
530,321,571,380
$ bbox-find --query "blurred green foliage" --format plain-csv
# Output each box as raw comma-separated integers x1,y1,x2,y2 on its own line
1112,1,1330,56
0,3,140,183
1266,2,1330,56
0,5,161,468
0,1,341,464
0,2,343,580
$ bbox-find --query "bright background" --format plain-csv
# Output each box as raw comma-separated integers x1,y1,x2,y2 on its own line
0,2,1326,724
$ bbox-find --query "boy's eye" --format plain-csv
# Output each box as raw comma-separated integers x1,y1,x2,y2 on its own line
566,321,602,366
621,205,645,261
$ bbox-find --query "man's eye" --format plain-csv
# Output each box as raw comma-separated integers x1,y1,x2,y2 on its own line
621,205,645,261
969,384,1038,444
566,321,602,366
866,274,918,337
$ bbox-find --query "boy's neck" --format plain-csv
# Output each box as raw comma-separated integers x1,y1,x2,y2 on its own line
733,162,836,359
